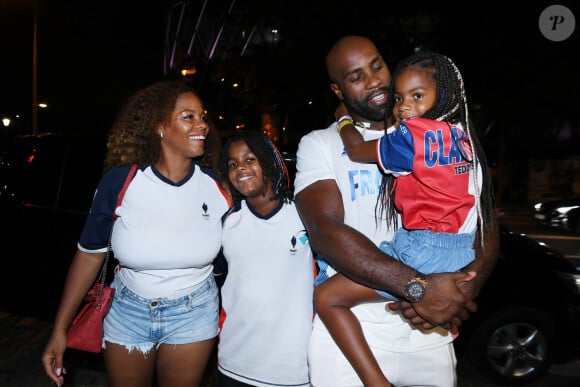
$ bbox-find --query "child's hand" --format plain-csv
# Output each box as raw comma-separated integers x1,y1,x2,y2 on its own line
334,102,349,121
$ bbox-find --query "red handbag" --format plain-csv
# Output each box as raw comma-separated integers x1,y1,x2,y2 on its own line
66,164,137,353
66,283,115,353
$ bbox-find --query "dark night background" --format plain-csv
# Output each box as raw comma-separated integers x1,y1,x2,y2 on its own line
1,1,579,171
0,4,578,385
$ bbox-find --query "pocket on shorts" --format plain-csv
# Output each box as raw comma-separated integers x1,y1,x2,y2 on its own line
186,275,219,312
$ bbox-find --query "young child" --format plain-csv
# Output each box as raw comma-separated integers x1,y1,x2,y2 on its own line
314,51,496,386
215,131,314,387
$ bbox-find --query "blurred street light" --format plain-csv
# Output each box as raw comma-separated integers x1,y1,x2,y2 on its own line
180,66,197,77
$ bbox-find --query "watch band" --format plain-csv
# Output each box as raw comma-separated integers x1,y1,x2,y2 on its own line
404,271,427,303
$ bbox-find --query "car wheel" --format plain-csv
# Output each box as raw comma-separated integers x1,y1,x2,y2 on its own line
466,306,555,385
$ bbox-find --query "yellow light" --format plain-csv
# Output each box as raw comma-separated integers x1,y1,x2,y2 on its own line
180,67,197,77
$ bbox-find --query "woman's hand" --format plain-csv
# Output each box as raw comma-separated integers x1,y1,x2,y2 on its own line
41,330,68,386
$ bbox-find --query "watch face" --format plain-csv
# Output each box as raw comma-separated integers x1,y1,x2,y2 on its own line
406,281,425,302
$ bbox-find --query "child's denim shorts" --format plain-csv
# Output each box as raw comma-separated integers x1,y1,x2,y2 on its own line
102,274,219,355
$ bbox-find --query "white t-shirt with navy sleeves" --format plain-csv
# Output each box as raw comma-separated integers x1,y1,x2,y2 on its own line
78,163,231,299
294,122,453,353
218,200,314,387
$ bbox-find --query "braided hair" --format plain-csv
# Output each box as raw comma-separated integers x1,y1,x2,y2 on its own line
377,50,495,242
219,131,292,206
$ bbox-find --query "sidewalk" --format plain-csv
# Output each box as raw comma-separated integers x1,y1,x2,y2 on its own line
0,311,108,386
0,311,221,386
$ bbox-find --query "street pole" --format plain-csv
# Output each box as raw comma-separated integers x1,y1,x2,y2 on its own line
32,11,38,135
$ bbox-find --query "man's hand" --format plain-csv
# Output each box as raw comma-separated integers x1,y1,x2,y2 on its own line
392,215,500,330
387,271,477,330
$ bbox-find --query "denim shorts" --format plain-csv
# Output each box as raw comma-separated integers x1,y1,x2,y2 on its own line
376,228,475,300
102,274,219,355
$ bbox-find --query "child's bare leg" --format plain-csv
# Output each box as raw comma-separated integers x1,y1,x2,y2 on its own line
315,273,393,387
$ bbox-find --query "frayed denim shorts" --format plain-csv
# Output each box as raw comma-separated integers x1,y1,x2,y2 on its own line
102,274,219,355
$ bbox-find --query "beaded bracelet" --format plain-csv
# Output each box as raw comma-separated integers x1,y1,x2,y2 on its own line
337,115,353,133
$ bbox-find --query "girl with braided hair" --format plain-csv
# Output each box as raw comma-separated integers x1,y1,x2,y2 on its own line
315,50,495,386
215,131,314,386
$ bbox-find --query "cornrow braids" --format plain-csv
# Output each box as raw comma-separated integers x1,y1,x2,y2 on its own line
219,131,292,206
381,51,495,243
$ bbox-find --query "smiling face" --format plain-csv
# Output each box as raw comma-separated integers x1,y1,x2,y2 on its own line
226,139,272,200
159,91,209,159
392,65,437,121
327,36,391,126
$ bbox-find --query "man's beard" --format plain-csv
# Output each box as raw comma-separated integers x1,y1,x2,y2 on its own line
342,92,388,122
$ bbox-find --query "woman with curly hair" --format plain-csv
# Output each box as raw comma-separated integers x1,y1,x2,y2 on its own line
41,79,232,387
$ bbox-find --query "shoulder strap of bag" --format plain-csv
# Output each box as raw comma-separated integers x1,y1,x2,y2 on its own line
101,163,138,283
113,163,138,220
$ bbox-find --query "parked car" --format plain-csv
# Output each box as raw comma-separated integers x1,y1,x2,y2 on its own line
454,224,580,384
532,196,580,234
0,132,108,318
1,133,579,385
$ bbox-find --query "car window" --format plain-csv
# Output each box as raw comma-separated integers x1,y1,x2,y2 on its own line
0,134,107,213
8,137,66,208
